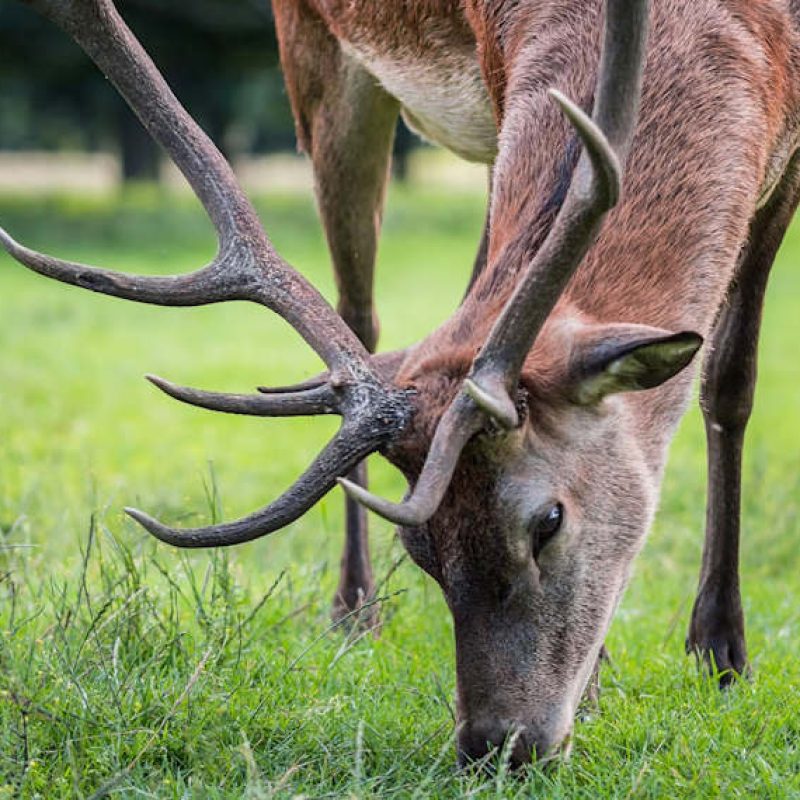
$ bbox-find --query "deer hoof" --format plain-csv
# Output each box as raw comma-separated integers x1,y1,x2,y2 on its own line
686,595,749,687
331,587,381,636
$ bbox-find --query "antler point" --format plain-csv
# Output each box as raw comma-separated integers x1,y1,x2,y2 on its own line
336,476,358,495
464,378,519,429
124,506,151,526
144,373,178,396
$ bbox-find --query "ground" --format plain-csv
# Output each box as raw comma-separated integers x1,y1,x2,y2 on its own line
0,181,798,798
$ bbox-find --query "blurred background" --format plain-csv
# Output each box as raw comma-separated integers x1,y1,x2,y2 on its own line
1,4,799,796
0,0,485,193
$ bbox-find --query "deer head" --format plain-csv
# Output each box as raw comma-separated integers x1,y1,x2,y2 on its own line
381,316,700,765
1,0,701,767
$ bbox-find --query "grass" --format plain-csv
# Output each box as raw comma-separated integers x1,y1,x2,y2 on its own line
0,183,798,798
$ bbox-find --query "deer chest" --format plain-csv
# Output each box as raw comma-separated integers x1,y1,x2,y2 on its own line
340,40,498,164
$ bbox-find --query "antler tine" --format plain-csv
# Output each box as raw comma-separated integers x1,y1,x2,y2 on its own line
0,228,242,305
257,376,330,394
125,420,384,548
468,0,651,427
253,350,410,395
1,0,367,374
338,393,485,527
143,347,414,418
146,375,340,417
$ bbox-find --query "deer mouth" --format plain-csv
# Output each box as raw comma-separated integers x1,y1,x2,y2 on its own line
456,718,573,771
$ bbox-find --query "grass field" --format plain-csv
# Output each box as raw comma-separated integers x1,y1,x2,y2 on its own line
0,184,798,798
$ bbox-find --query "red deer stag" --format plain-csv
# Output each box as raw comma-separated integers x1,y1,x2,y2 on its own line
2,0,799,767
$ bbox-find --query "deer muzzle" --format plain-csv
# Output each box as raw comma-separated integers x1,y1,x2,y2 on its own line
456,707,574,770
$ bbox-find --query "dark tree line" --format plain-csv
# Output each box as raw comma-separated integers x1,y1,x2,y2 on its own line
0,0,417,181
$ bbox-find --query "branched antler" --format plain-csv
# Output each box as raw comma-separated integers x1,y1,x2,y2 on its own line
1,0,411,545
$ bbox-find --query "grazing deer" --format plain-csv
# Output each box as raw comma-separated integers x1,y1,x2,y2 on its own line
3,0,799,767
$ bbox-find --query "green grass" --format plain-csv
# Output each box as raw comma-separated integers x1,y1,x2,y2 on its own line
0,184,798,798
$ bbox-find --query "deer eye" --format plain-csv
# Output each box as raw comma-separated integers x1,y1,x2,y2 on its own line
531,503,564,559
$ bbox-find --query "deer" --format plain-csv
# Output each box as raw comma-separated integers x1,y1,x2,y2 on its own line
2,0,799,768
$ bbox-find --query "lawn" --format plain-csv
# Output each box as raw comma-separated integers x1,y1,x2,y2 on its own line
0,183,798,798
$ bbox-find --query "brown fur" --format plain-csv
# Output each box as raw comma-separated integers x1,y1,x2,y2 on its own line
274,0,800,765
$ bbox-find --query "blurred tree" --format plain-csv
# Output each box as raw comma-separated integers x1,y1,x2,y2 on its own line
0,0,295,178
0,0,419,181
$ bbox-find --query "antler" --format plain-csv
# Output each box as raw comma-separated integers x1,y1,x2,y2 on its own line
1,0,411,545
340,0,650,524
339,393,485,527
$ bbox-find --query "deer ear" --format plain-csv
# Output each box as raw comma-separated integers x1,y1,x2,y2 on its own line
568,326,703,405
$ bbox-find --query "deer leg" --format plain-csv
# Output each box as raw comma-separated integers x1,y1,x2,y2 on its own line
313,82,398,630
274,1,400,629
462,171,492,300
687,152,800,684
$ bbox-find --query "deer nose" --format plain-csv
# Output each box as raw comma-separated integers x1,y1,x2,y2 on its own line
457,720,537,770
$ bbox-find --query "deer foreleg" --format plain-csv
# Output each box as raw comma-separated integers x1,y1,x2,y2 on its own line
688,150,800,684
462,171,492,300
274,1,399,629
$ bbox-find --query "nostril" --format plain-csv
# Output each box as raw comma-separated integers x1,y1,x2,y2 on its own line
458,725,503,767
457,721,534,770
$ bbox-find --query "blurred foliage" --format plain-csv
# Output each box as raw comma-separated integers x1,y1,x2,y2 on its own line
0,0,296,175
0,0,418,180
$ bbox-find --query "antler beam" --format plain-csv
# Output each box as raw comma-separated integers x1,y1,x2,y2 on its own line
3,0,367,376
468,0,650,428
